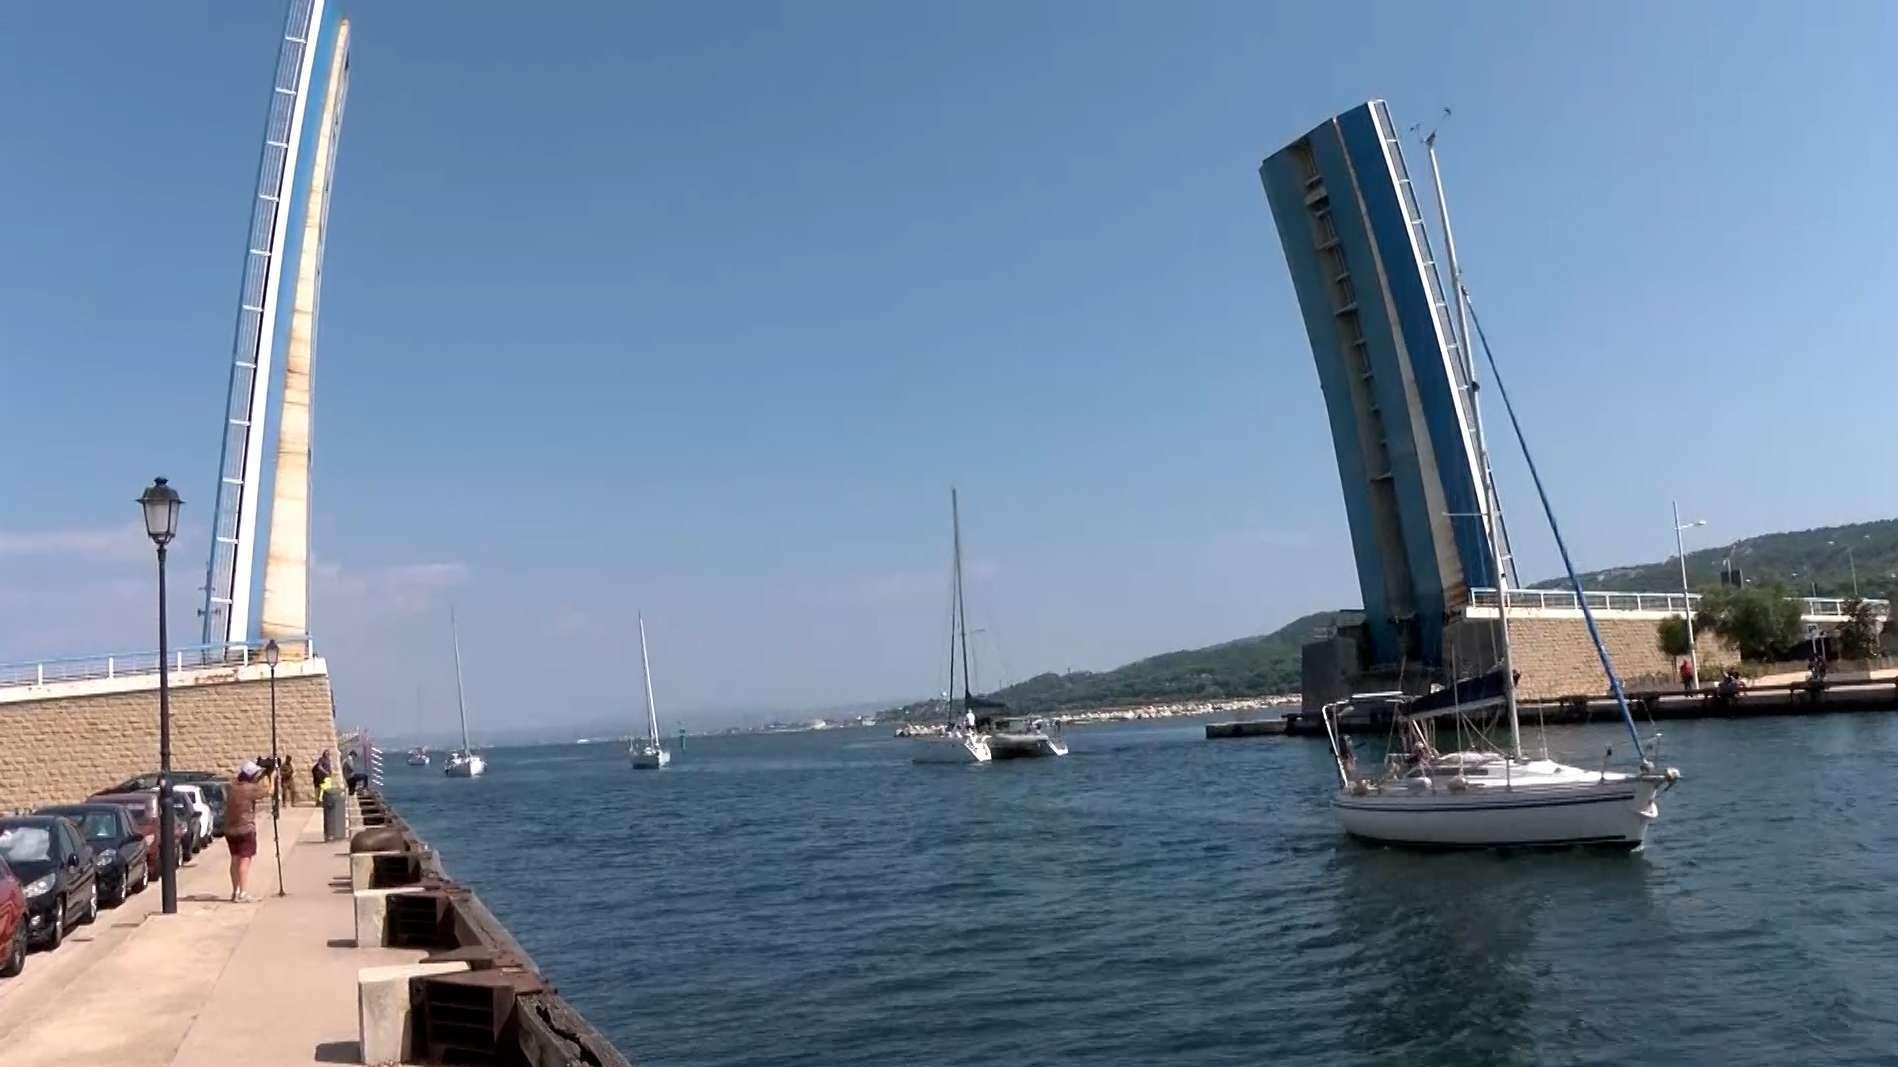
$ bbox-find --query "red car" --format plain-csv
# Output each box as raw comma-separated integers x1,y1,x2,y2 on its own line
0,854,26,977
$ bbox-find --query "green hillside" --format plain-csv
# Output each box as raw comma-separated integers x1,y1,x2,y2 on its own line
1529,517,1898,600
930,518,1897,718
981,610,1337,714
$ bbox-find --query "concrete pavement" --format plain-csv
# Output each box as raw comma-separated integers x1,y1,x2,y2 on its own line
0,804,428,1066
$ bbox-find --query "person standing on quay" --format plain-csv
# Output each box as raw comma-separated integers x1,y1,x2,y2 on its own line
279,753,299,807
225,759,276,903
312,750,333,797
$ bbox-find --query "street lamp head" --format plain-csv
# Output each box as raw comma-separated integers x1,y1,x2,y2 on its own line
138,477,183,546
263,639,280,668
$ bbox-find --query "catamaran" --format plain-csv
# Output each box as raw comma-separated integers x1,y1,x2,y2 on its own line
1315,123,1676,849
629,615,671,769
908,489,993,765
442,607,486,778
988,717,1067,760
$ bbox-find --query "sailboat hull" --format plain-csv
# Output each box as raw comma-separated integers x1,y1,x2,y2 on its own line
987,731,1067,760
443,754,486,778
630,745,671,769
1335,777,1662,849
908,733,992,764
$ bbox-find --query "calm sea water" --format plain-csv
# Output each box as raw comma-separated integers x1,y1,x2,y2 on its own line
382,714,1898,1067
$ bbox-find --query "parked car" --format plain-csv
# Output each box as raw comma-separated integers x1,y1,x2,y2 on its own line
165,792,205,856
105,772,229,836
169,784,215,845
0,817,97,951
89,792,191,869
37,804,149,907
0,856,25,977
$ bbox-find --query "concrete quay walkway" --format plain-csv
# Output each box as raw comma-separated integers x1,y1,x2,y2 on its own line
0,805,428,1067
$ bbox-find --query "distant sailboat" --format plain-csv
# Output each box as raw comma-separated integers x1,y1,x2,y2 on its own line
442,607,486,778
629,615,671,769
909,488,995,765
406,686,430,765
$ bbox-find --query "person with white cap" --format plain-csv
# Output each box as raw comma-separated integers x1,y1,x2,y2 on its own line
224,758,276,903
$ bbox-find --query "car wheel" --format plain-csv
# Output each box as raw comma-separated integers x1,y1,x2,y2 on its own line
106,875,125,908
80,882,98,924
44,901,64,950
137,864,149,893
1,926,23,977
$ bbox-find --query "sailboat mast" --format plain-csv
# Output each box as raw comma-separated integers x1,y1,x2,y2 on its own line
450,606,471,751
639,615,660,744
947,521,961,714
952,487,973,705
1424,132,1522,759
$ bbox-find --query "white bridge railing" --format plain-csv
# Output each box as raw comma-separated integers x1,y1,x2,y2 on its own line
1469,589,1889,621
0,636,316,691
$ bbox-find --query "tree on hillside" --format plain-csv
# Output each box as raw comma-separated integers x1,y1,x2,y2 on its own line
1838,598,1883,660
1656,614,1692,659
1696,585,1804,661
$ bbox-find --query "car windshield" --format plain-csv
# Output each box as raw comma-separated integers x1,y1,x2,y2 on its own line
77,812,121,839
0,826,53,863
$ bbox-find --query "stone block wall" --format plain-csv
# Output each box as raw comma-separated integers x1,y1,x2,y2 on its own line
0,670,338,811
1450,615,1741,701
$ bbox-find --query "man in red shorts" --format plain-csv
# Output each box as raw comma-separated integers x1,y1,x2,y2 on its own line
224,759,276,903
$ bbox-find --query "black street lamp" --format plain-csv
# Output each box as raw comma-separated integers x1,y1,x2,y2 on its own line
264,638,285,896
138,477,182,915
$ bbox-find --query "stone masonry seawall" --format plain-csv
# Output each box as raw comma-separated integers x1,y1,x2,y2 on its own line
0,673,338,811
1446,614,1741,701
1508,617,1741,700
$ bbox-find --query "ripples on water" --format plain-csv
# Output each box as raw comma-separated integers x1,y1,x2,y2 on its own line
384,714,1898,1066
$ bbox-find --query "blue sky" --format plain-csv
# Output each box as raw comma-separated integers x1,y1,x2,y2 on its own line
2,2,1894,736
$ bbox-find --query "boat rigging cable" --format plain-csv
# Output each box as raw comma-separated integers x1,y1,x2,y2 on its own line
1464,297,1646,763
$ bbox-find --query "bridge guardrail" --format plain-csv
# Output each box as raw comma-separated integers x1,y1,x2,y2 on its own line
0,636,316,690
1469,588,1888,620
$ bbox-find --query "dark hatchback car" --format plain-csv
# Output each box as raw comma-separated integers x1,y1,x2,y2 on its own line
0,817,97,950
106,772,229,837
91,791,195,863
38,804,149,907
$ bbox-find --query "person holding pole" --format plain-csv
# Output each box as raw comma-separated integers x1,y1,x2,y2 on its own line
223,758,277,903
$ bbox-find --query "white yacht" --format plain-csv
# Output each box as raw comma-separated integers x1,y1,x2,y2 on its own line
443,607,486,778
629,616,671,769
1314,126,1675,849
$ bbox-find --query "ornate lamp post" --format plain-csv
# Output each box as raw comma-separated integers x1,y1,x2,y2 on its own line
264,638,285,896
138,477,182,914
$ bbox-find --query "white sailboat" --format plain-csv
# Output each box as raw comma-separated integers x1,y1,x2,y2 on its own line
442,607,486,778
988,718,1068,760
629,615,671,769
1317,126,1676,849
908,488,992,765
406,686,430,765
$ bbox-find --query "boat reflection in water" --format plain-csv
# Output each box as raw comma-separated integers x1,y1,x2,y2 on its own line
1324,839,1667,1062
